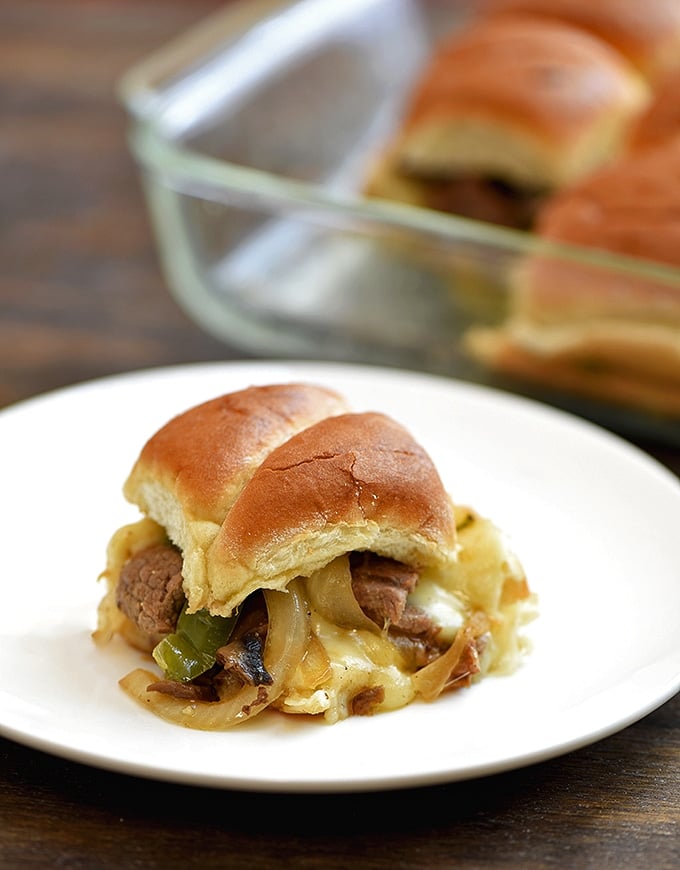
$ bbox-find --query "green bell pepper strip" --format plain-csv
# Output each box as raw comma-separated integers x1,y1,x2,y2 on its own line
152,604,239,682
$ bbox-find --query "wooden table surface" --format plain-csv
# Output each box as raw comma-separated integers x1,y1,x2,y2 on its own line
2,2,679,868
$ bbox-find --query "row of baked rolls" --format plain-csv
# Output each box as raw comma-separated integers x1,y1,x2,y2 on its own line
465,137,680,419
94,383,535,728
462,11,680,418
364,3,680,420
364,0,680,229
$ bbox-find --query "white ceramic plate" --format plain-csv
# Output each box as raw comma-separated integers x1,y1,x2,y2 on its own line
1,361,679,793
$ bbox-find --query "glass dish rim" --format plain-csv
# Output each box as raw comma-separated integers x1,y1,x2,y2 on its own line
118,0,680,289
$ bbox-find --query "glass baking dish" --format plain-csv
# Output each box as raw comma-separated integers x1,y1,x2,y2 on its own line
119,0,680,445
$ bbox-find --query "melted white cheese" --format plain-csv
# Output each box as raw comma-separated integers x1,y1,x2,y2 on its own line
407,579,465,645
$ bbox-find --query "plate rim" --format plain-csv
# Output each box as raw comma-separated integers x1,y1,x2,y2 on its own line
1,359,679,793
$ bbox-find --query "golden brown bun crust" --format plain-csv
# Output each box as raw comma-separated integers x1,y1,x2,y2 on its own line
516,140,680,328
221,411,455,556
122,383,349,606
534,140,680,269
402,16,645,149
124,383,348,525
483,0,680,81
627,69,680,152
204,412,458,615
464,140,680,419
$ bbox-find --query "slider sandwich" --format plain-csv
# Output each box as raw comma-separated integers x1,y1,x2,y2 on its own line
465,142,680,418
364,15,648,229
95,383,535,729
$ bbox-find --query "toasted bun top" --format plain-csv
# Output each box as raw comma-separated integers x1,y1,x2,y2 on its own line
627,68,680,152
123,383,349,593
483,0,680,81
403,17,645,145
124,383,348,525
201,412,458,616
396,16,647,187
535,140,680,266
508,142,680,326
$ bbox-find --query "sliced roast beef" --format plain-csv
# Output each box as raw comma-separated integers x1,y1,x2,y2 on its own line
388,634,441,670
350,685,385,716
145,678,219,702
350,552,419,626
408,172,545,230
390,603,439,637
350,551,440,638
116,543,185,636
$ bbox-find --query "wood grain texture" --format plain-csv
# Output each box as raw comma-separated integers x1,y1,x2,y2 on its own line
0,0,237,410
1,3,678,868
1,695,679,869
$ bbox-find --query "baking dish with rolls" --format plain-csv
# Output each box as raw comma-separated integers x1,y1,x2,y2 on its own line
120,0,680,444
363,0,680,430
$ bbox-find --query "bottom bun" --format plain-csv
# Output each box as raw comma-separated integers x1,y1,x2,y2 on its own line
466,319,680,418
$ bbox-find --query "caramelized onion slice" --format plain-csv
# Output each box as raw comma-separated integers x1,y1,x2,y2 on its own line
412,611,490,702
119,580,311,729
305,555,379,633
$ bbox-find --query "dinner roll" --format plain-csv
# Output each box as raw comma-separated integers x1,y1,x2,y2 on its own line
465,141,680,417
396,16,648,190
204,412,459,616
626,68,680,153
483,0,680,82
123,383,349,606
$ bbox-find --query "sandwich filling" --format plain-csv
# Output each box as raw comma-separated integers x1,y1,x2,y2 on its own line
95,505,533,728
404,171,547,229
